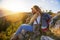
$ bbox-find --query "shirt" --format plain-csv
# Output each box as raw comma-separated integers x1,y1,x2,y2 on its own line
33,16,41,24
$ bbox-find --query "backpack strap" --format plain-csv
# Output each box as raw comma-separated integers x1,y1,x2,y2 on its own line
40,13,43,26
35,19,38,24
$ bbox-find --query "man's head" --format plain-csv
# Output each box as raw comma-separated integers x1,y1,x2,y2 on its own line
31,5,41,14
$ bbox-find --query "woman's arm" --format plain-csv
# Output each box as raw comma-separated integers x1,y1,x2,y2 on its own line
28,13,38,25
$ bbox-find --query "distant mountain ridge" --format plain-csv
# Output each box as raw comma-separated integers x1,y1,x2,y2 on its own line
0,9,13,17
0,9,32,23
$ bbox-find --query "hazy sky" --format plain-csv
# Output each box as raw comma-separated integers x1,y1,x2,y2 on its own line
0,0,60,12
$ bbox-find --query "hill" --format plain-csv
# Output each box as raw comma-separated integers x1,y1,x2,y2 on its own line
0,9,32,23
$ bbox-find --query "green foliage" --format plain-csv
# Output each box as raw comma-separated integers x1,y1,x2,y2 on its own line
0,32,7,40
6,21,23,36
48,11,53,15
0,17,23,40
0,18,11,32
0,12,29,40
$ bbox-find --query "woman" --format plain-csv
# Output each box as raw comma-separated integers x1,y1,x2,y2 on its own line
11,5,51,40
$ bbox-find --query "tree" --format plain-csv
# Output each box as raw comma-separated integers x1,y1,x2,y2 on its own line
0,17,11,32
48,10,53,15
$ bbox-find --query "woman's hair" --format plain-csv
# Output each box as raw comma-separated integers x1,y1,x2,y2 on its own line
32,5,41,13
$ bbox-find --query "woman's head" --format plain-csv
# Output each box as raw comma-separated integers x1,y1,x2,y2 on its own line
31,5,41,14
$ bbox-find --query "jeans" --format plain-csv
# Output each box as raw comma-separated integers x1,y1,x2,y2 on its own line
15,24,33,35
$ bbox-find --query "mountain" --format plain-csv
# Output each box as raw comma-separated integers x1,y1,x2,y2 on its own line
0,9,32,22
0,8,13,17
4,13,29,22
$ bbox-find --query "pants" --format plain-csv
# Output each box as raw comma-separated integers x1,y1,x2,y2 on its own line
15,24,33,36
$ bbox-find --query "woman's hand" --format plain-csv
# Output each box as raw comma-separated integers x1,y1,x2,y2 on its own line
28,13,38,25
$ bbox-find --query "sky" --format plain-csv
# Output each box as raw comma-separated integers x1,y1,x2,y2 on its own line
0,0,60,12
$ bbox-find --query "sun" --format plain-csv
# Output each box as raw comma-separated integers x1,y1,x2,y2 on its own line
1,0,31,12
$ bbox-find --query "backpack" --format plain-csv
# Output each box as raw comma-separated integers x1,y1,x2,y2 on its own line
36,13,51,28
35,13,51,32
